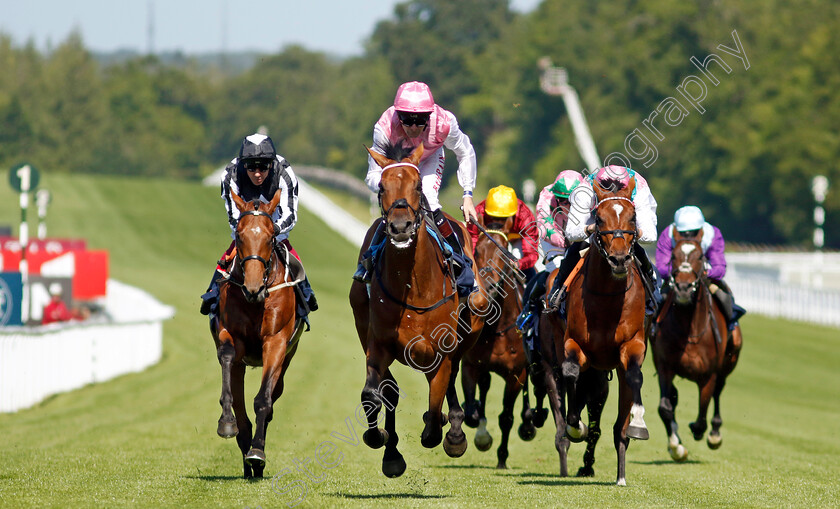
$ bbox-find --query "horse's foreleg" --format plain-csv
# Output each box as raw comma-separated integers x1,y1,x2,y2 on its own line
248,334,289,476
443,361,468,458
230,361,254,478
614,371,633,486
562,339,588,442
461,359,482,428
541,358,569,477
216,334,240,439
577,370,609,477
690,374,716,442
421,359,452,450
620,340,649,441
361,344,392,450
379,370,407,477
657,372,686,462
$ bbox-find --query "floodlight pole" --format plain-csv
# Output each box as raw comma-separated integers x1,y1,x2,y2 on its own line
538,57,602,173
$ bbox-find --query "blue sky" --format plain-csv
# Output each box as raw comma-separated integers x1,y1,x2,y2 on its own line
0,0,541,56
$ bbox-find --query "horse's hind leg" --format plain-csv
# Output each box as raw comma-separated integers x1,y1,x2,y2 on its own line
473,371,493,452
689,374,716,442
707,375,726,450
577,370,608,477
379,370,407,478
443,361,469,458
544,361,569,477
562,343,588,442
495,373,520,469
461,359,482,429
518,368,537,441
421,359,452,450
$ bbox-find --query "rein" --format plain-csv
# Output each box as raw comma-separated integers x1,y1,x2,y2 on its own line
473,221,525,285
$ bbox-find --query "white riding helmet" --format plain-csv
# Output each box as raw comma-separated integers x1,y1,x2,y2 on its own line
674,206,705,232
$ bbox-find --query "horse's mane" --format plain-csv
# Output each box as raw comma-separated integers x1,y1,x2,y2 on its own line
596,178,627,194
381,141,415,163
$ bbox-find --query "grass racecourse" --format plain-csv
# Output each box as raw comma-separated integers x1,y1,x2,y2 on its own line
1,174,839,508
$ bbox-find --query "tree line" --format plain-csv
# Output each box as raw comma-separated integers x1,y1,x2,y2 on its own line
0,0,836,247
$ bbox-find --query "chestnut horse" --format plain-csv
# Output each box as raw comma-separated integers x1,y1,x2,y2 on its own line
348,143,489,477
461,219,537,469
535,267,610,477
651,232,743,461
561,177,649,486
212,190,305,478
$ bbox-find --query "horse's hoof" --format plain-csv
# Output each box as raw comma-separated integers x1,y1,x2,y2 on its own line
363,428,389,449
421,426,442,449
535,407,550,426
474,431,493,452
217,420,238,439
627,424,649,440
577,465,595,477
565,422,588,443
382,453,407,478
689,421,705,441
668,443,688,462
495,461,508,470
518,422,537,441
443,433,468,457
245,448,266,470
707,432,722,450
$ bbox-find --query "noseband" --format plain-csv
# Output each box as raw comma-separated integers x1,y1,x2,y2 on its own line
670,246,706,297
235,209,275,286
377,163,424,240
593,196,637,260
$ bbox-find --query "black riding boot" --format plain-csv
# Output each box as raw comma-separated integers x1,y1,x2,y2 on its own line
633,245,660,316
517,271,549,350
547,241,584,309
353,220,386,283
432,208,475,296
199,269,224,316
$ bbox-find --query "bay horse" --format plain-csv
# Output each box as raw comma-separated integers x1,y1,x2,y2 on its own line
652,231,743,461
211,190,305,478
561,177,649,486
532,265,611,478
348,143,489,477
461,218,537,469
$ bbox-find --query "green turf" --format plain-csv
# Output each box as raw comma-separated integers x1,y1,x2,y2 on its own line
0,175,838,508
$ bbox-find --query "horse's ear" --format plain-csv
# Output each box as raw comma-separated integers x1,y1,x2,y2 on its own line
265,189,283,214
503,215,514,232
231,191,248,213
695,226,705,242
623,177,637,198
406,144,424,167
592,180,609,201
674,227,685,241
366,145,393,169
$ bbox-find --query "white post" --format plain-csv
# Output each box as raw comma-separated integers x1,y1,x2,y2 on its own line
17,165,31,322
539,58,602,173
36,189,50,240
811,175,829,289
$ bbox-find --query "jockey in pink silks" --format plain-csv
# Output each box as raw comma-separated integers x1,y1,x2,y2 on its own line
353,81,478,296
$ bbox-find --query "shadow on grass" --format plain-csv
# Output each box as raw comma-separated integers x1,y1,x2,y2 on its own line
186,475,262,483
517,478,615,487
330,493,445,500
434,464,500,470
632,459,702,466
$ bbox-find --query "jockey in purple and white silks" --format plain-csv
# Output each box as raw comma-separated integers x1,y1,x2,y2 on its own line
654,205,744,326
547,165,660,314
354,81,478,294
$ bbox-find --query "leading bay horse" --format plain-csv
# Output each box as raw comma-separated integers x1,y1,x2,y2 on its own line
461,219,537,469
562,177,649,486
349,142,489,477
651,231,743,461
211,190,305,478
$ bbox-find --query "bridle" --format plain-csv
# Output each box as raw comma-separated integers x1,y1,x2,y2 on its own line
593,196,638,261
377,162,424,242
229,209,276,291
668,241,706,299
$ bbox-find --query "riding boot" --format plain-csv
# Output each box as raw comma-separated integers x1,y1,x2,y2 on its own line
547,242,584,310
517,271,548,351
200,269,224,316
353,221,386,283
299,275,318,312
433,208,476,296
634,245,660,316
